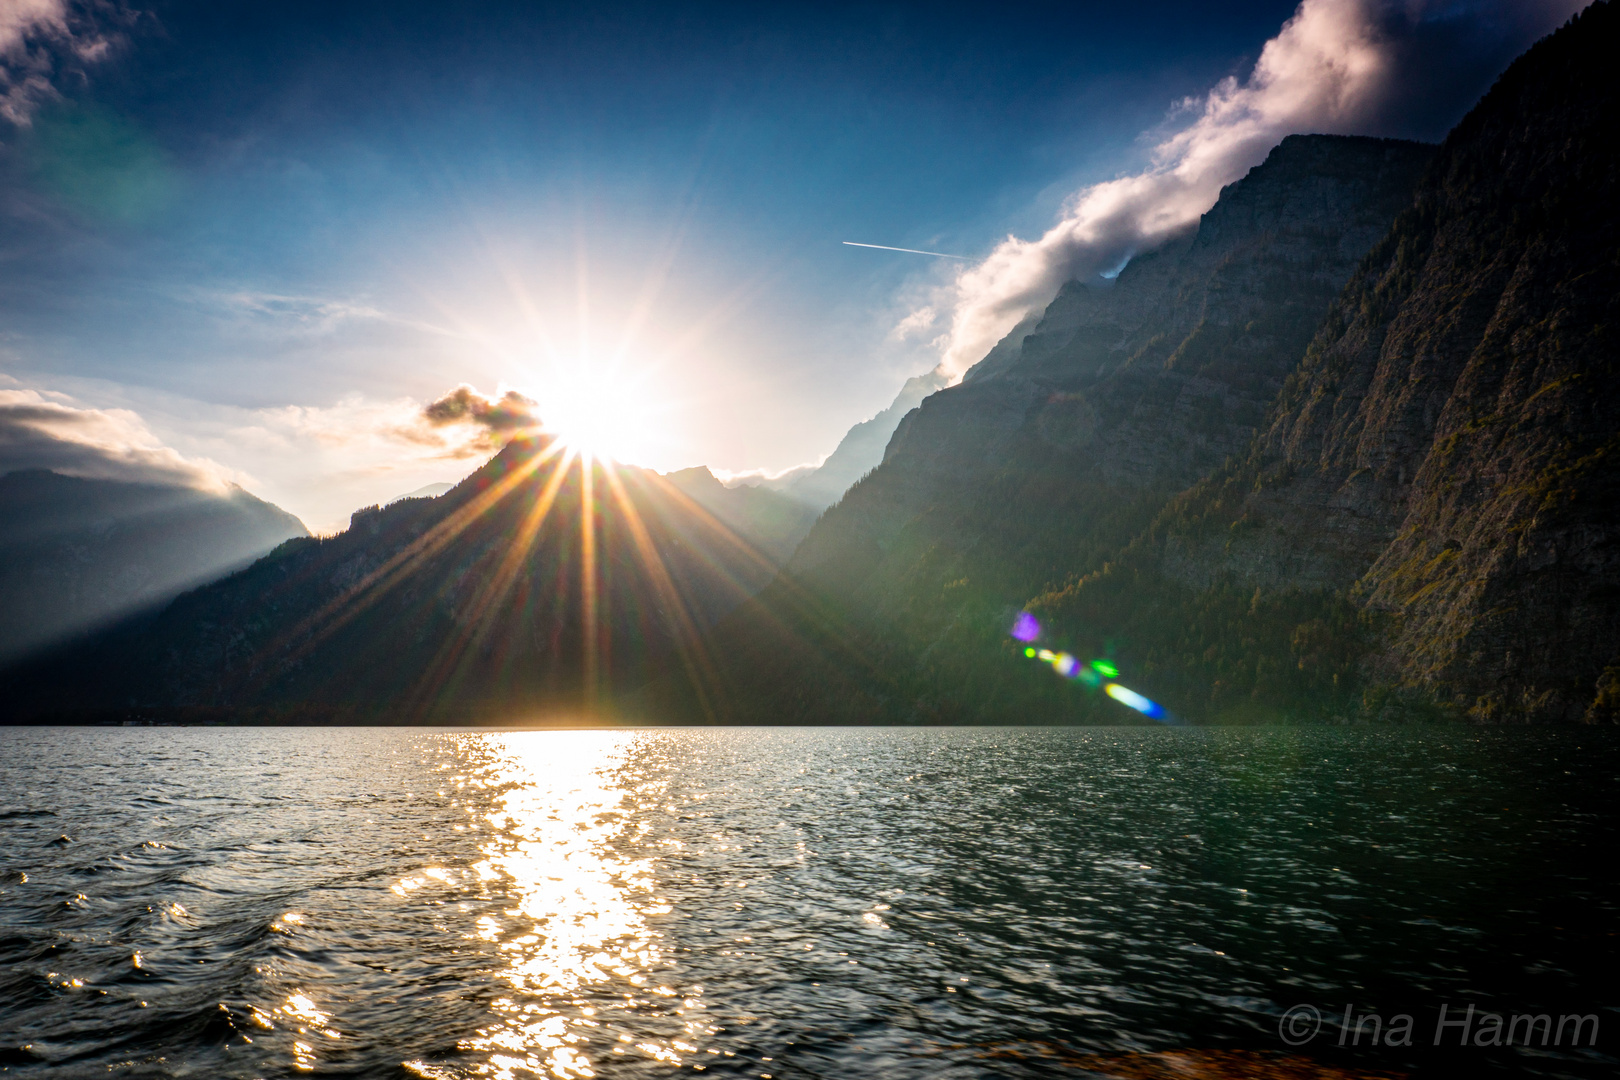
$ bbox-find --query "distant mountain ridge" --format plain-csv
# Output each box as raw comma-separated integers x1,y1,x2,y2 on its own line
785,367,950,510
663,466,818,563
0,440,811,720
0,469,308,662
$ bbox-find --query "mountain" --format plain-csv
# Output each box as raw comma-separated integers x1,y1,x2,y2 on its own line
0,470,308,662
696,131,1433,723
387,482,455,504
786,367,951,509
792,133,1433,588
0,439,803,721
1092,0,1620,722
685,3,1619,725
10,8,1612,727
662,466,818,563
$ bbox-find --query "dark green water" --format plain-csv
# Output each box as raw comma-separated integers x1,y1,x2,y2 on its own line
0,727,1614,1079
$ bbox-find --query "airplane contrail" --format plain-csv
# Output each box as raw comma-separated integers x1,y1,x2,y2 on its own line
842,241,967,260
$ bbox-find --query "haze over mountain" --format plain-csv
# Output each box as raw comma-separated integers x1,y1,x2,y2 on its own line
662,466,818,564
0,387,309,661
784,369,951,511
0,470,308,661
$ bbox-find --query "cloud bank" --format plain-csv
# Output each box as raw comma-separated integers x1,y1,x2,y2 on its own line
0,388,233,490
930,0,1585,379
0,0,124,127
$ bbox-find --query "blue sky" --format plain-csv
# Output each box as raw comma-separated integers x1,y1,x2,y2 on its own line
0,0,1579,529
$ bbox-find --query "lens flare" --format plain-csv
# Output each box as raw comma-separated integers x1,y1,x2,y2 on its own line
1104,682,1167,719
1010,624,1174,722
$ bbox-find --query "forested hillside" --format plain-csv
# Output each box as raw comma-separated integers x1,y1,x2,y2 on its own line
0,440,794,721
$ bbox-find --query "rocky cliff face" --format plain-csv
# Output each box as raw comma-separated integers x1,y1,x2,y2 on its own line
789,134,1432,591
0,470,308,661
1152,0,1620,721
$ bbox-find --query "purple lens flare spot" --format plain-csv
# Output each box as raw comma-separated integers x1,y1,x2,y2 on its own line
1011,612,1040,642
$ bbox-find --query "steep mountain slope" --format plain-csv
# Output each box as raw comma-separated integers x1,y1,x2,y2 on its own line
789,135,1431,594
0,470,308,661
678,134,1434,724
1094,0,1620,721
0,440,789,721
695,7,1620,728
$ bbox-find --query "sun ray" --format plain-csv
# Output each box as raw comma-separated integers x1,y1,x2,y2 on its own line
599,465,725,721
606,148,711,367
403,445,579,711
628,470,787,583
579,451,600,706
237,438,568,697
624,468,896,696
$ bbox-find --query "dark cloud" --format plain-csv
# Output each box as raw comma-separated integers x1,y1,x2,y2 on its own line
1357,0,1589,143
422,385,542,434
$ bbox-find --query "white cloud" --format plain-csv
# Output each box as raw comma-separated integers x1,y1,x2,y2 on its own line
0,0,121,126
0,388,237,490
213,291,392,335
929,0,1449,378
0,0,67,56
888,305,938,342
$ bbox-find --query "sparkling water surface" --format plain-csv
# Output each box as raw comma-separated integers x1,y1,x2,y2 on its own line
0,726,1614,1079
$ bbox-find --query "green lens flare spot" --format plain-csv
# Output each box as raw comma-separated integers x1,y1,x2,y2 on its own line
1091,659,1119,678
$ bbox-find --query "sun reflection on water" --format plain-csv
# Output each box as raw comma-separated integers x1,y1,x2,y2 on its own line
404,731,704,1080
278,990,341,1071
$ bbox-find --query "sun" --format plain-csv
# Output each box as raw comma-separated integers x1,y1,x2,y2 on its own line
532,363,666,466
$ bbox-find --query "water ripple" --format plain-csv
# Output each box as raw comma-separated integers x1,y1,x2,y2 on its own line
0,726,1614,1078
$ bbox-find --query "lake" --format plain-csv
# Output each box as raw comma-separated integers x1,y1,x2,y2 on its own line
0,726,1614,1079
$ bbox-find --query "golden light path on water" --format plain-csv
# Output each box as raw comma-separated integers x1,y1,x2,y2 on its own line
400,732,709,1080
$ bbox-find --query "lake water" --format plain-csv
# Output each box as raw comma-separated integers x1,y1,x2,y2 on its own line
0,727,1613,1079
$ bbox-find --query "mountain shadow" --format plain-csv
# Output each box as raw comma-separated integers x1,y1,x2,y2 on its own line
0,470,307,663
